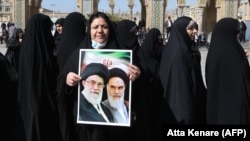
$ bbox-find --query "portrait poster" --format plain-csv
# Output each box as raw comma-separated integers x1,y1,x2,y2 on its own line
77,49,132,127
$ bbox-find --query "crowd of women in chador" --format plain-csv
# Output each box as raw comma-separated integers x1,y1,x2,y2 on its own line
1,10,250,141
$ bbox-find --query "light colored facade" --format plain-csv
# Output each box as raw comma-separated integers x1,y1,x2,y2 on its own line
7,0,250,33
82,0,92,18
0,0,12,22
238,0,250,20
38,8,69,22
166,0,250,34
75,0,250,33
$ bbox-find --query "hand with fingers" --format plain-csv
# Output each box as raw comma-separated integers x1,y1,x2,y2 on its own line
128,64,141,82
66,72,81,87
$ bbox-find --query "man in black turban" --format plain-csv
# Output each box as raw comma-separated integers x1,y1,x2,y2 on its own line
102,68,130,124
78,63,113,123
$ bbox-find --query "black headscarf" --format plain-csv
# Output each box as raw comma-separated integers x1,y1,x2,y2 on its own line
138,28,163,76
54,18,65,38
206,17,250,124
159,16,206,125
18,13,60,141
79,12,117,50
55,18,65,26
54,18,65,49
115,19,139,51
57,12,86,71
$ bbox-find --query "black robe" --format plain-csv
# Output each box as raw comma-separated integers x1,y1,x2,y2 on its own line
18,13,60,141
57,12,86,71
159,16,207,125
79,94,113,122
137,28,177,141
0,52,19,141
206,18,250,124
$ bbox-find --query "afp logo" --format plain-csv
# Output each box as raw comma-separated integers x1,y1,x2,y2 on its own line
222,129,246,138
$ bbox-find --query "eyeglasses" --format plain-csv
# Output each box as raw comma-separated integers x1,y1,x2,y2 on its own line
85,80,105,89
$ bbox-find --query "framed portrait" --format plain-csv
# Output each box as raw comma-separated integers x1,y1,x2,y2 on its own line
77,49,132,127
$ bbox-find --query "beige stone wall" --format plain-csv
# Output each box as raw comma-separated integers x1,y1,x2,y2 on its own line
77,0,83,12
145,0,151,31
238,0,250,21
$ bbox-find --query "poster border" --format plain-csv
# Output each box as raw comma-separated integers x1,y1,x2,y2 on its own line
76,49,132,127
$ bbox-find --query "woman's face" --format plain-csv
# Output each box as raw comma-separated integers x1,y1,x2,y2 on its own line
55,24,63,34
186,28,198,40
18,32,23,38
90,17,109,44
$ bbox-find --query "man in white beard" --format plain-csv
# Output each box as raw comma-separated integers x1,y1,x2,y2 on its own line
102,68,130,124
79,63,113,123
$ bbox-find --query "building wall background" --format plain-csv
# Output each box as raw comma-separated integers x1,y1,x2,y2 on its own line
3,0,250,35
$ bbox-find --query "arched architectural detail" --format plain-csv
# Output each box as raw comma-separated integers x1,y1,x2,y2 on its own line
196,0,206,33
77,0,168,35
201,0,217,33
139,0,146,22
13,0,244,33
13,0,167,32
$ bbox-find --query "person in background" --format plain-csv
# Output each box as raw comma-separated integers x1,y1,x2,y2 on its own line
57,11,141,141
0,52,19,141
7,20,12,29
138,28,176,141
159,16,207,125
197,31,207,47
18,13,61,141
165,16,173,40
240,21,247,43
56,12,86,71
8,22,15,39
133,17,137,25
138,18,146,33
116,19,140,52
138,28,164,76
55,18,64,35
206,17,250,124
5,28,24,73
4,28,24,141
53,18,65,52
1,23,8,44
102,68,130,124
79,63,113,122
137,27,144,46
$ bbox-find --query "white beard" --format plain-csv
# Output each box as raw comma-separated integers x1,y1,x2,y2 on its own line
82,88,103,105
107,92,124,109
